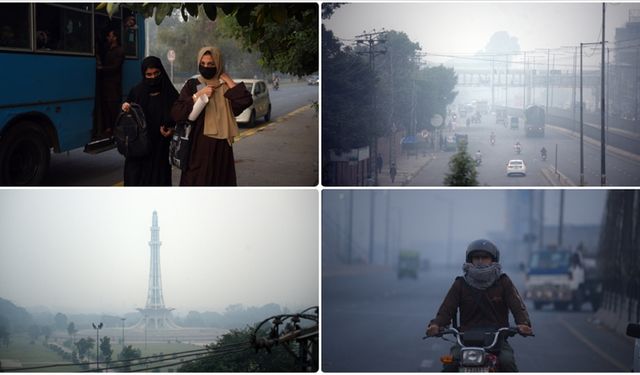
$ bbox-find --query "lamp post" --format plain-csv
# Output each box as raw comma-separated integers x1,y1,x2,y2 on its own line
92,322,103,371
120,318,126,348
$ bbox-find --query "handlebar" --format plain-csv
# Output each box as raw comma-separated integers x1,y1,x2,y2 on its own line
424,326,534,349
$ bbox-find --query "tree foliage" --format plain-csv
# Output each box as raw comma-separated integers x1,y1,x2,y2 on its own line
75,337,95,360
322,26,375,153
67,322,77,339
117,345,142,371
416,65,458,131
101,3,318,76
149,6,264,79
178,325,301,372
54,313,68,331
443,141,478,186
100,336,113,364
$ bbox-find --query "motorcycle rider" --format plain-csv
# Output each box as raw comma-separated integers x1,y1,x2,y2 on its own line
475,150,482,165
490,131,496,145
426,239,533,372
540,146,547,160
514,140,521,153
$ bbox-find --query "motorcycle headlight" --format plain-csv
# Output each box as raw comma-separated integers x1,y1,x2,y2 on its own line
461,348,485,366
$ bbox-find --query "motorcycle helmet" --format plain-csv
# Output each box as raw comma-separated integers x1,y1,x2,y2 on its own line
466,239,500,262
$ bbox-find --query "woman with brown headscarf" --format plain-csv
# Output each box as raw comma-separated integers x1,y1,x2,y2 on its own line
171,47,252,186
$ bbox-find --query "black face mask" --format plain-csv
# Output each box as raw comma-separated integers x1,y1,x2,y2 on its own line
145,77,161,91
199,66,217,80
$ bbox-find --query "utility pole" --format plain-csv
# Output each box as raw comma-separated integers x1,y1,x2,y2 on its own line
523,52,527,111
355,30,387,186
573,46,577,134
505,55,509,112
601,3,607,186
369,190,375,264
558,190,565,247
92,322,103,371
532,56,536,104
538,191,545,250
580,43,585,186
121,318,126,349
384,191,390,265
546,48,550,115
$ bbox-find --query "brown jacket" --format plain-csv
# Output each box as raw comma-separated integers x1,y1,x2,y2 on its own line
430,274,531,332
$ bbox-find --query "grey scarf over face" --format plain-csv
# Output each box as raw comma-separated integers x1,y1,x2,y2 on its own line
462,262,502,290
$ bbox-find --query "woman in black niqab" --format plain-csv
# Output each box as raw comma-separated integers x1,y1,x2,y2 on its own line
122,56,179,186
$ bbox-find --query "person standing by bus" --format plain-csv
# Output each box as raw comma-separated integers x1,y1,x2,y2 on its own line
170,47,252,186
120,56,179,186
97,29,124,137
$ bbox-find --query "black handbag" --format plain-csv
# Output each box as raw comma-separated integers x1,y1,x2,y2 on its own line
114,103,150,158
169,121,193,171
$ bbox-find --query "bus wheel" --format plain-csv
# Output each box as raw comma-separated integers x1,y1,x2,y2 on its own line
0,122,51,186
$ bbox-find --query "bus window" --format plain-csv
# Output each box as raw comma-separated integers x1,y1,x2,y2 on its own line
122,8,138,58
0,4,31,50
35,4,92,54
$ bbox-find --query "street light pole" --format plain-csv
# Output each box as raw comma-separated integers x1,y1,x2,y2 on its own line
92,322,103,371
601,3,607,186
121,318,126,348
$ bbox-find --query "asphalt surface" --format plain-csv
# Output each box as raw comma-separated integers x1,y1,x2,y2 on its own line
322,264,635,372
407,112,640,186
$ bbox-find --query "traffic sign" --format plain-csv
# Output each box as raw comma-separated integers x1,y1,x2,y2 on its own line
167,49,175,62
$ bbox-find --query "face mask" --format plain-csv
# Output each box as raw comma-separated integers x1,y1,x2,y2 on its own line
145,77,161,91
199,66,217,79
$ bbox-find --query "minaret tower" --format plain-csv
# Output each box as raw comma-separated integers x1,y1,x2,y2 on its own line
136,211,179,329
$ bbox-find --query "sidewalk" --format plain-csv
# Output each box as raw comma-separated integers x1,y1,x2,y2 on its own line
234,105,319,186
376,151,435,186
171,105,318,186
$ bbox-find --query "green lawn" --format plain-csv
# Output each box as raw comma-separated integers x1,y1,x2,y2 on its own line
0,335,77,372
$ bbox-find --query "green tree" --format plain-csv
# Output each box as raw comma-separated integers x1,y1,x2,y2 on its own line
41,325,52,343
118,345,142,371
28,324,41,343
415,65,458,132
54,313,68,331
0,315,10,348
443,141,478,186
100,336,113,366
102,3,317,76
75,337,95,361
373,30,422,137
150,6,265,80
179,325,302,372
67,322,77,343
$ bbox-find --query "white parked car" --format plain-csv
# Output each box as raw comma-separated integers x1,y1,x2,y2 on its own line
506,159,527,176
235,79,272,127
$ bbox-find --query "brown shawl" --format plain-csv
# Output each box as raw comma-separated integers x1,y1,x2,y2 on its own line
196,47,238,145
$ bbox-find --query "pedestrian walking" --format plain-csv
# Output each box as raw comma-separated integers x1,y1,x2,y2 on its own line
390,162,397,183
376,153,383,174
120,56,179,186
171,47,252,186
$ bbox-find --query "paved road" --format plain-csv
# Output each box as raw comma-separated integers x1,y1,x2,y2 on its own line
42,83,318,186
322,265,634,372
408,113,640,186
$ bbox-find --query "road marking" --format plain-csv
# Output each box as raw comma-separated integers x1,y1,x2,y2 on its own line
235,105,311,142
558,316,628,371
420,359,434,369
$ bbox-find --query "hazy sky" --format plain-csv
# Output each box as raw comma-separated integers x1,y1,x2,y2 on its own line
325,3,639,65
0,189,318,315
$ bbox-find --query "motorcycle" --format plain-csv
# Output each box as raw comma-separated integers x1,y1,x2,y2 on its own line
514,144,522,154
425,326,533,372
475,155,482,166
490,137,495,146
541,151,547,161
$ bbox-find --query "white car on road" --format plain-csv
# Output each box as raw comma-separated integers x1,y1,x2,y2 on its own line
235,79,272,127
506,159,527,176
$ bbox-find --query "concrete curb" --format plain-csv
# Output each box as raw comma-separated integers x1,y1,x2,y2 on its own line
540,166,576,186
547,124,640,165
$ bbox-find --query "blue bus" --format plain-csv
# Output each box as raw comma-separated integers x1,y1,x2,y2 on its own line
0,3,145,185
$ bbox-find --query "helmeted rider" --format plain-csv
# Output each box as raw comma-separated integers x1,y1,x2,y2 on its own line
475,150,482,162
514,140,521,152
426,239,533,372
540,146,547,158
